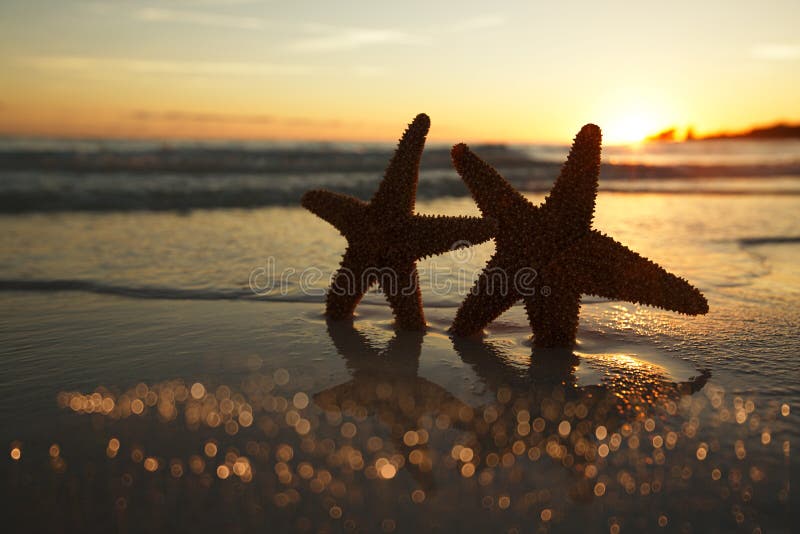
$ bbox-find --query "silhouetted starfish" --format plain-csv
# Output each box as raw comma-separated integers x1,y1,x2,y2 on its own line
302,113,496,330
450,124,708,347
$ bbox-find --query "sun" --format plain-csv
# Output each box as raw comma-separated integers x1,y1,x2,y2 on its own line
603,113,658,145
593,89,677,145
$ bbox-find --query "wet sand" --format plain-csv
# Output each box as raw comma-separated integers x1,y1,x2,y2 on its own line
1,193,797,532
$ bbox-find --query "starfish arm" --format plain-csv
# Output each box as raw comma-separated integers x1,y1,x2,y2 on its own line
380,262,426,330
325,247,377,320
450,257,522,336
408,215,497,259
562,230,709,315
523,288,582,349
542,124,602,231
301,190,368,237
451,143,533,223
371,113,430,215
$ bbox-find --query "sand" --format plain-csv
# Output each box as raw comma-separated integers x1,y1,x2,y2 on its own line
1,193,797,532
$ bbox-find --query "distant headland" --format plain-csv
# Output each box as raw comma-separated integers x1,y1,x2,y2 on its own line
647,122,800,143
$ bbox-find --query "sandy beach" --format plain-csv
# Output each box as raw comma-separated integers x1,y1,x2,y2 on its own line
2,191,797,532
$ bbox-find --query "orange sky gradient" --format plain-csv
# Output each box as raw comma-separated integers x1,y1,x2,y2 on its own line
0,1,798,145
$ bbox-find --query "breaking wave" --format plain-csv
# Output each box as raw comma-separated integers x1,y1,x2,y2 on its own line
1,142,799,213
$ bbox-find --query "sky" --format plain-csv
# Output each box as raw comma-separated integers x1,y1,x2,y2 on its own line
0,0,798,144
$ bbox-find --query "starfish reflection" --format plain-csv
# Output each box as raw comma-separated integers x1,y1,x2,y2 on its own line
452,337,710,419
315,320,471,493
318,324,710,497
450,338,710,501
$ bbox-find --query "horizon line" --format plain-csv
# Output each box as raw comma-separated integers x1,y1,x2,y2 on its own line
1,119,798,147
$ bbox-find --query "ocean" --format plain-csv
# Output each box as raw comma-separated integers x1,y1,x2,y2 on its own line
1,138,797,532
1,137,799,213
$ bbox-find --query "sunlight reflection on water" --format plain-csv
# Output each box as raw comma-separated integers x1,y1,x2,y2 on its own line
4,321,790,533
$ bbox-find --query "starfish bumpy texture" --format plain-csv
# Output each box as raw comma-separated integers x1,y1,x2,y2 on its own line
450,124,708,347
302,113,496,330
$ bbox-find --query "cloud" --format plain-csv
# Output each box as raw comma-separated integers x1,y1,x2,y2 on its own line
288,24,427,52
135,7,265,30
750,44,800,60
284,15,501,53
130,110,342,127
131,110,275,124
25,56,312,77
444,14,505,33
170,0,261,5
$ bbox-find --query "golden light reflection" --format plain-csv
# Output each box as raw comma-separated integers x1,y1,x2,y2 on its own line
216,465,230,479
143,457,159,472
5,323,787,533
190,382,205,400
377,460,397,480
189,455,205,474
460,463,475,478
593,482,606,497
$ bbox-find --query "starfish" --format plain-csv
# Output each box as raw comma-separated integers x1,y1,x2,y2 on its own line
449,124,708,347
302,113,496,330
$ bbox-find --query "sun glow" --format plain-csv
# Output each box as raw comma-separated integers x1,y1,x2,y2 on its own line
604,113,659,145
594,89,679,146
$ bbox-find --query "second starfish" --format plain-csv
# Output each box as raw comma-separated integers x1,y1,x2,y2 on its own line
450,124,708,347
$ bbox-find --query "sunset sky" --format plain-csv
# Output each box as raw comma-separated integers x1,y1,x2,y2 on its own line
0,0,798,144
